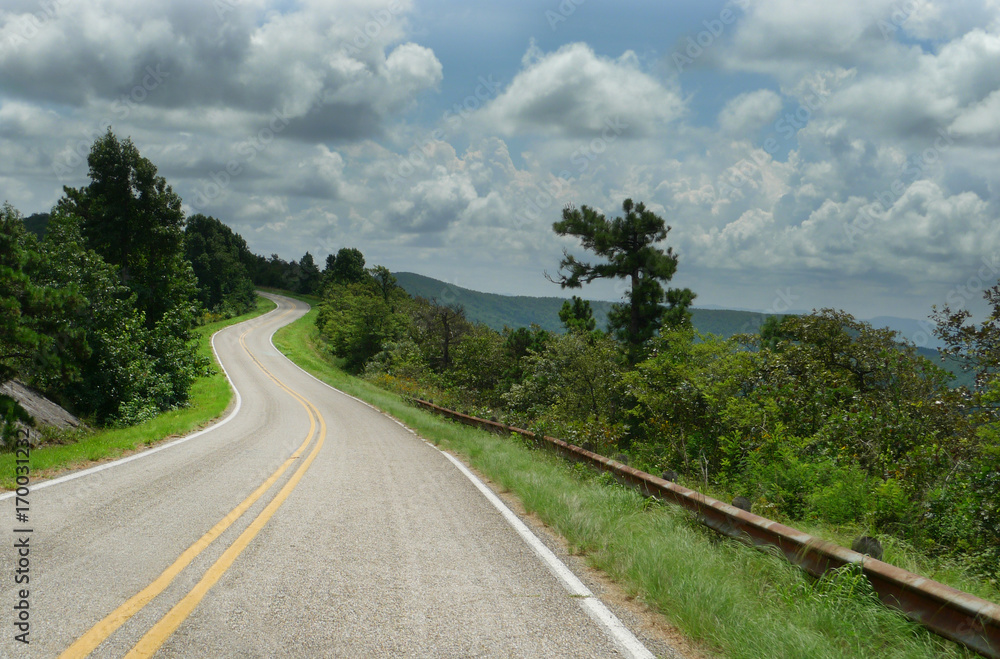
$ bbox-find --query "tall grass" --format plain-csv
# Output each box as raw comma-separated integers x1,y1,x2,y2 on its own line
0,295,276,489
273,306,977,658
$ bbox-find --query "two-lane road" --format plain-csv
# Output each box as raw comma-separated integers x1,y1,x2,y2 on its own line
2,293,658,657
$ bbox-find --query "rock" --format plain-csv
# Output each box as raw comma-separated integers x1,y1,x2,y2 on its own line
1,380,80,430
732,496,752,512
851,536,883,560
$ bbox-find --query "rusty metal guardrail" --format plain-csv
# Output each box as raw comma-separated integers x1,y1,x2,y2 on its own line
411,397,1000,658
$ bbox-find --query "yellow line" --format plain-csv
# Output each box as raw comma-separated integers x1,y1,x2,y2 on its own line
126,399,327,658
60,309,313,658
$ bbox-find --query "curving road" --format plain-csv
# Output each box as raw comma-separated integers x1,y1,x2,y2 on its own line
2,293,660,658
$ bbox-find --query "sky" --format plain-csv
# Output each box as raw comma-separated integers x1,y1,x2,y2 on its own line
2,0,1000,338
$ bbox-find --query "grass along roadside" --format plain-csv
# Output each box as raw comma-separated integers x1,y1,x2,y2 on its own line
273,304,976,659
0,294,277,490
663,474,1000,605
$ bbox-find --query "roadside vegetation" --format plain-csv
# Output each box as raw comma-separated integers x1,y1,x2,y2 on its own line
0,295,274,489
304,199,999,597
0,129,326,477
273,302,980,658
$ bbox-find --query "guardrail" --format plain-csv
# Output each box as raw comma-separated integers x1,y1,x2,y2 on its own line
411,397,1000,658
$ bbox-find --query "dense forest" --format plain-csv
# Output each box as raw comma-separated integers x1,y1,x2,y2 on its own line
313,202,1000,583
0,130,332,433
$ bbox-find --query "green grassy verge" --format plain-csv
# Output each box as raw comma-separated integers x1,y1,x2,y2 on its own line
273,304,976,659
0,295,276,489
672,477,999,605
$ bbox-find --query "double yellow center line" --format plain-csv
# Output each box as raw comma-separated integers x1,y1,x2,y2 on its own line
61,315,326,658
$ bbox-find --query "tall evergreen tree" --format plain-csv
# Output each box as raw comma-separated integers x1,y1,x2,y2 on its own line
329,247,366,284
49,132,205,422
0,203,87,387
559,295,596,333
184,214,256,314
56,129,198,328
298,251,322,294
549,198,694,357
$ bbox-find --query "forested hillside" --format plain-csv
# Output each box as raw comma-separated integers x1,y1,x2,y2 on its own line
0,131,333,437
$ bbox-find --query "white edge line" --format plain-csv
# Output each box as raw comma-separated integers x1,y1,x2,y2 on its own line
0,302,286,501
440,452,655,659
266,295,654,659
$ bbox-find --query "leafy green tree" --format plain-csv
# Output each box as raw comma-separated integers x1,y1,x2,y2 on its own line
624,326,748,474
931,283,1000,574
663,287,697,329
933,284,1000,394
23,213,50,239
282,258,303,292
298,251,322,295
504,332,627,448
748,310,965,479
38,210,206,424
57,129,196,328
412,297,471,371
759,314,794,351
51,132,205,422
253,254,291,289
317,282,407,372
559,296,596,333
184,214,256,315
329,247,366,284
502,325,550,383
550,198,694,357
448,325,510,404
369,266,399,306
0,203,88,387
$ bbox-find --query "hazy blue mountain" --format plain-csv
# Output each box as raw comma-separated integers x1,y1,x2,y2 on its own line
866,315,944,350
393,271,613,333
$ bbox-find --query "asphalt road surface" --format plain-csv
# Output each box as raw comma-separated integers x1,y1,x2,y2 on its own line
2,293,662,658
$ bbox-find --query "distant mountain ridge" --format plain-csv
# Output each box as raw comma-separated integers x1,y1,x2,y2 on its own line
393,272,946,345
393,271,774,338
392,271,972,387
